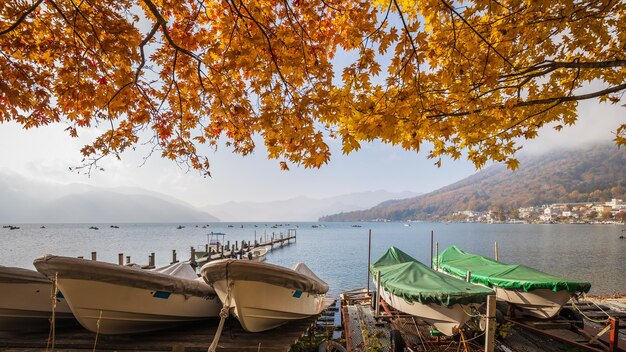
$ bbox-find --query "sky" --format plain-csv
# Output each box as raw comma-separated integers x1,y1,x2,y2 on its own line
0,95,622,208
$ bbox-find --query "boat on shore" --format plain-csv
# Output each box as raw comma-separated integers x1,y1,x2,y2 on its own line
371,247,493,336
434,246,591,318
33,256,221,334
200,259,328,332
0,266,75,331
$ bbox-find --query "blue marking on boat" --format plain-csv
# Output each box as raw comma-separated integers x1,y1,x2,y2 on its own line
56,291,64,299
153,291,171,299
292,290,302,298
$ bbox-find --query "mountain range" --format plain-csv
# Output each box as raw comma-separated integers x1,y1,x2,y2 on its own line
0,171,219,223
320,144,626,221
0,170,419,222
203,190,420,221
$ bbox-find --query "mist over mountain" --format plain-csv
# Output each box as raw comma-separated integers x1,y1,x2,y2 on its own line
204,190,420,221
320,144,626,221
0,171,219,223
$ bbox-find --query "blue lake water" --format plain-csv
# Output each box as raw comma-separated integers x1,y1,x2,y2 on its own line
1,222,624,295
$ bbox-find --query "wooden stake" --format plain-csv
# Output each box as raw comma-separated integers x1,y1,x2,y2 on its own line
375,271,381,317
495,241,499,261
118,253,123,265
91,252,97,261
435,242,439,271
485,295,496,352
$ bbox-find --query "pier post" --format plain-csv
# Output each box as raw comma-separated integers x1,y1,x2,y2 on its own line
126,256,131,265
118,253,123,265
190,246,196,262
226,241,230,251
205,244,208,252
149,253,155,268
171,249,178,264
91,252,97,261
484,295,496,352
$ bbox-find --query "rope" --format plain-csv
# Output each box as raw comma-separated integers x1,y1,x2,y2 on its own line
46,272,59,352
92,310,103,352
570,294,611,324
208,262,233,352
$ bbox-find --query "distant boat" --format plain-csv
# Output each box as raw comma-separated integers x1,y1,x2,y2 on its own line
89,226,98,230
201,259,328,332
34,256,221,334
434,246,591,318
0,266,75,331
371,247,492,336
176,225,185,229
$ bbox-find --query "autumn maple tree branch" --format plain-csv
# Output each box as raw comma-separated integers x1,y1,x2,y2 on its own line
0,0,44,36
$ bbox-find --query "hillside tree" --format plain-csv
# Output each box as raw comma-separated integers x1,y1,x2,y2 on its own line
1,0,625,175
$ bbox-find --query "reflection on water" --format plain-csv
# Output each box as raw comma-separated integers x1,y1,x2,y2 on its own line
1,222,624,295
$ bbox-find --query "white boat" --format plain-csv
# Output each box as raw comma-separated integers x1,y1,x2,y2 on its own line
0,266,75,331
33,255,221,334
245,246,268,261
435,246,591,319
372,247,493,336
200,259,328,332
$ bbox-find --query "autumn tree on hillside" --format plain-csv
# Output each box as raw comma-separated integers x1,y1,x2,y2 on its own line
1,0,624,174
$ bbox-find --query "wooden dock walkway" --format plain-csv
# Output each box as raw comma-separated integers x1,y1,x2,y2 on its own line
191,231,297,266
0,297,335,352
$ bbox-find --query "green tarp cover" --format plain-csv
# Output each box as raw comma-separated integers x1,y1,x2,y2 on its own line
434,246,591,294
370,247,492,306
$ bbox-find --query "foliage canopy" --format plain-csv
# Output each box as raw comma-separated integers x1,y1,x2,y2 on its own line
1,0,624,174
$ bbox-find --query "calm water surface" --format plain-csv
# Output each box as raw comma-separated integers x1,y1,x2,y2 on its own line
1,222,624,295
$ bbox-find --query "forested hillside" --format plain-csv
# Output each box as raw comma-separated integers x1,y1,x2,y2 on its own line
320,144,626,221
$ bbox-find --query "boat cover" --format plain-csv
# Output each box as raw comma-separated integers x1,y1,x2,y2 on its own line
371,247,492,306
0,266,50,284
434,246,591,294
201,259,329,294
33,255,214,297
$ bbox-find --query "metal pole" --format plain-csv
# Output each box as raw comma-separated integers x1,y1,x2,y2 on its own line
375,271,381,317
435,242,439,271
367,229,372,294
495,241,499,261
484,295,496,352
430,230,434,268
466,271,472,283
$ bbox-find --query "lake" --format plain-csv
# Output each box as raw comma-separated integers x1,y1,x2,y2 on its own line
1,222,624,295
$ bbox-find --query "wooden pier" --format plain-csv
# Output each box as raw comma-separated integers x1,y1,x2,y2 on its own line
191,230,297,266
0,297,335,352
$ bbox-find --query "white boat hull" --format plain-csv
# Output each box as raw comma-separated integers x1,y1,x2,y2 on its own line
0,281,74,330
57,278,221,334
212,279,325,332
378,286,477,336
495,287,571,318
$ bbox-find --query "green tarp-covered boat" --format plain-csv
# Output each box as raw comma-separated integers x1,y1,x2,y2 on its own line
370,247,492,335
434,246,591,318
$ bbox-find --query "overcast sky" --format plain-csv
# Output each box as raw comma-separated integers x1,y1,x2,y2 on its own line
0,95,622,207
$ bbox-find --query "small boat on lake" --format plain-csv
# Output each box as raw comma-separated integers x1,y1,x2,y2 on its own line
0,266,75,331
434,246,591,319
200,259,328,332
33,256,221,334
371,247,493,336
246,246,268,261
